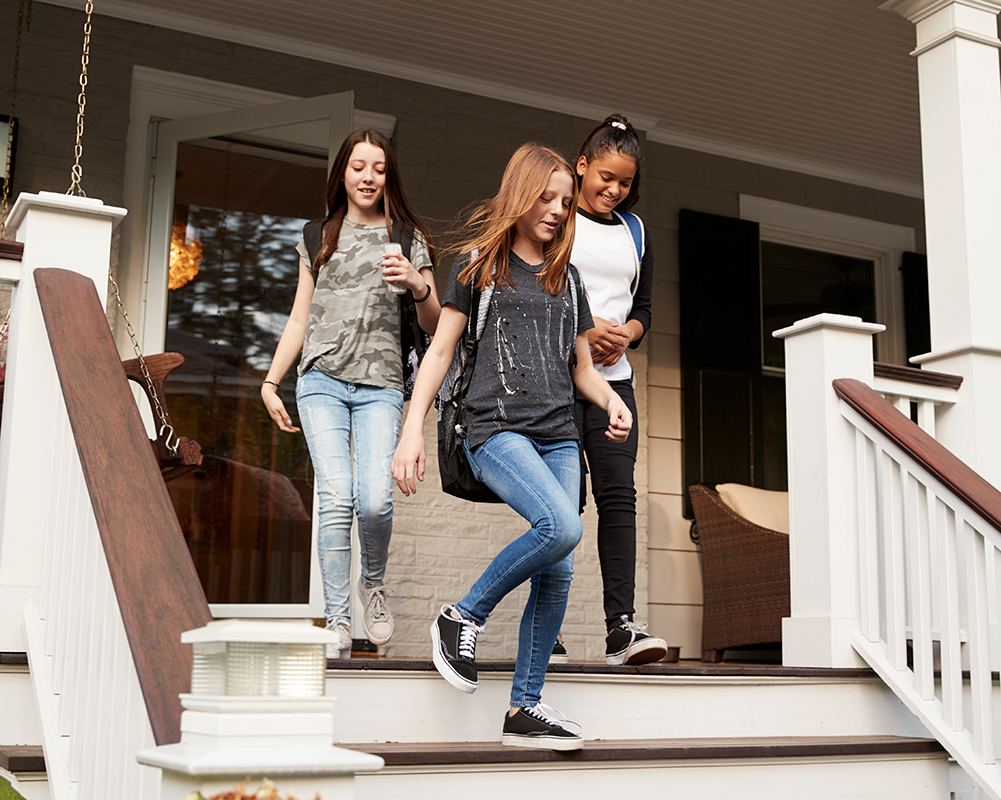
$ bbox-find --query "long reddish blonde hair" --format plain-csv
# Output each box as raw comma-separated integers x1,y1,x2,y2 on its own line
452,143,577,296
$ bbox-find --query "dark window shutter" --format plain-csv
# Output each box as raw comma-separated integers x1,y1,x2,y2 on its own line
900,251,930,361
679,209,762,516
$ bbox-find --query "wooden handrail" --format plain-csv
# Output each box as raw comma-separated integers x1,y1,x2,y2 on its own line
833,378,1001,534
0,241,23,261
873,361,963,389
35,267,212,746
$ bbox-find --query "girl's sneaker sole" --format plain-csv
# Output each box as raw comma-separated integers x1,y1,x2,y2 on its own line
430,618,478,693
501,733,583,751
606,637,669,665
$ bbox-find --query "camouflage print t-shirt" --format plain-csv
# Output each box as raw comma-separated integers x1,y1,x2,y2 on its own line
296,218,431,392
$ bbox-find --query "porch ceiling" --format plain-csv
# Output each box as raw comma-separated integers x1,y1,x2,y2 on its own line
43,0,936,195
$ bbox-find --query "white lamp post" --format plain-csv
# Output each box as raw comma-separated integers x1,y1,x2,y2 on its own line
137,619,383,800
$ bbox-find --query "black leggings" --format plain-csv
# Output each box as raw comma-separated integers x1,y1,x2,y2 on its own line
576,380,639,630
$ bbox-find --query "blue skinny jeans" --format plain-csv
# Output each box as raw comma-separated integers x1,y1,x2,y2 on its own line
296,369,403,627
456,432,582,708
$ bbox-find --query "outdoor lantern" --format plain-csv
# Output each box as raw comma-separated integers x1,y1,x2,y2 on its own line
187,618,328,698
176,618,340,750
137,618,384,800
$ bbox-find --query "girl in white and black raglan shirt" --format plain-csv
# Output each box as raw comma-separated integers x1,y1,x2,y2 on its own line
569,115,668,666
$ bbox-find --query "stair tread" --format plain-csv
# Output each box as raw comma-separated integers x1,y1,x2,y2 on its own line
0,745,44,772
328,658,876,679
340,735,945,765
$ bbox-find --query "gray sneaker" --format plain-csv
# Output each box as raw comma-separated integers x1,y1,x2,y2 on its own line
326,620,352,660
357,577,394,645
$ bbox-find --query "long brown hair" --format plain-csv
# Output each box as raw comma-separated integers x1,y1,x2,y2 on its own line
312,129,434,272
450,143,577,296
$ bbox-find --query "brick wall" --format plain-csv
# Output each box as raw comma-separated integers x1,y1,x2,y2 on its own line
0,3,925,663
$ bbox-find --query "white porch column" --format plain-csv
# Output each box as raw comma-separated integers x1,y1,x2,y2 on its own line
881,0,1001,487
0,191,126,650
775,314,884,668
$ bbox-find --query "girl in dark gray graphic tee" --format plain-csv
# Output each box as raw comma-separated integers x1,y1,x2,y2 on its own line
392,143,631,750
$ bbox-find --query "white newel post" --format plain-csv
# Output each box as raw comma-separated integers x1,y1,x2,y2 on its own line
137,619,383,800
881,0,1001,488
0,191,126,650
775,314,884,668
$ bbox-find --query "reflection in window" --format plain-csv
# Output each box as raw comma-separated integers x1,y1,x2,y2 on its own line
165,143,325,605
761,242,875,369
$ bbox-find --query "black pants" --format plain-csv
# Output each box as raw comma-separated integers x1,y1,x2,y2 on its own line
576,379,638,631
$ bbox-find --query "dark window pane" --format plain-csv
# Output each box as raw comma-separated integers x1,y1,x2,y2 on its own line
761,242,875,369
164,142,326,605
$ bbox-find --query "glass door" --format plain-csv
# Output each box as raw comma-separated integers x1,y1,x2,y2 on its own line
145,93,354,618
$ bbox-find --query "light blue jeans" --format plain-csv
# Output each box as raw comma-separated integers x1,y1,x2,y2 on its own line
296,369,403,626
456,432,582,708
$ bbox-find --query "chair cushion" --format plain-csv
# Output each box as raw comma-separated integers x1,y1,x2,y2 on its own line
715,483,790,535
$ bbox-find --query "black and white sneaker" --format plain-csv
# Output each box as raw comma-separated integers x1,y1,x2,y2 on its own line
605,615,668,665
502,703,583,751
549,632,569,665
431,604,484,693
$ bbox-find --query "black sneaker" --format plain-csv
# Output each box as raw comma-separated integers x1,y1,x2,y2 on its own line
431,604,484,693
502,704,583,751
549,632,569,665
605,615,668,665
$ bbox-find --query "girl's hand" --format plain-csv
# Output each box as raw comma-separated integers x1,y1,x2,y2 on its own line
392,427,426,496
382,253,430,296
605,392,633,442
588,317,630,366
261,384,300,432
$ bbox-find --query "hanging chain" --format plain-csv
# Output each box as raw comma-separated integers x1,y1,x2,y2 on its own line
108,273,179,456
1,0,31,238
66,0,93,197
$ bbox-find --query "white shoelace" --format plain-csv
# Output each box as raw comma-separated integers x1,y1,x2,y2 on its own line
366,585,393,622
617,616,648,647
442,604,484,659
525,703,582,734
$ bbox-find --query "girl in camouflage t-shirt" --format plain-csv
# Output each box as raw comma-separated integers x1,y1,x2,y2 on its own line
262,130,440,658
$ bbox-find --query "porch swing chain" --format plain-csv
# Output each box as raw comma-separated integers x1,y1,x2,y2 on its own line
109,271,180,457
66,0,93,198
63,0,178,456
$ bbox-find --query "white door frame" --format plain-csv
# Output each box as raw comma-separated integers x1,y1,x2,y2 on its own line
118,67,394,621
739,195,916,367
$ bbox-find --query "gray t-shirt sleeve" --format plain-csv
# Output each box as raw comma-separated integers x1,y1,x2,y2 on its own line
442,253,473,314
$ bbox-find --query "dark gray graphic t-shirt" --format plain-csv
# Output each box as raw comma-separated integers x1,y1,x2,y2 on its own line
443,252,593,448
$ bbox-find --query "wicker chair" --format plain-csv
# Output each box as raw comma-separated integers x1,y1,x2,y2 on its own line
689,484,790,663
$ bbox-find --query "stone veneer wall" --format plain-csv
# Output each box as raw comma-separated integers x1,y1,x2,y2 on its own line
0,3,925,661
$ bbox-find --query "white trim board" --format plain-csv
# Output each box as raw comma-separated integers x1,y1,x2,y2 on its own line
38,0,922,198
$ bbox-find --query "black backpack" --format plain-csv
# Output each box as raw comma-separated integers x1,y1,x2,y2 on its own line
301,218,430,400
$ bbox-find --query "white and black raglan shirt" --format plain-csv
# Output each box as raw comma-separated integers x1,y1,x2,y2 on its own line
443,251,594,448
571,208,653,384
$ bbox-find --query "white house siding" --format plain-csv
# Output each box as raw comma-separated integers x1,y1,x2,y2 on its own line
0,3,926,661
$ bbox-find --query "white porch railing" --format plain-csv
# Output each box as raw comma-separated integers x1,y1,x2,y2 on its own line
837,377,1001,800
0,193,161,800
872,362,962,439
24,412,160,800
777,314,999,800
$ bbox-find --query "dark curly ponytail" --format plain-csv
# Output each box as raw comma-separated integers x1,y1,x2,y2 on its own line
576,114,642,212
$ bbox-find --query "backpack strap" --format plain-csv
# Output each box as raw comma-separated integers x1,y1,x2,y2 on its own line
302,218,325,281
611,210,644,296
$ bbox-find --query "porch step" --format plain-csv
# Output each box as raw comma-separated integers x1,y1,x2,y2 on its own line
0,745,44,773
344,734,945,765
346,735,950,800
324,659,932,744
